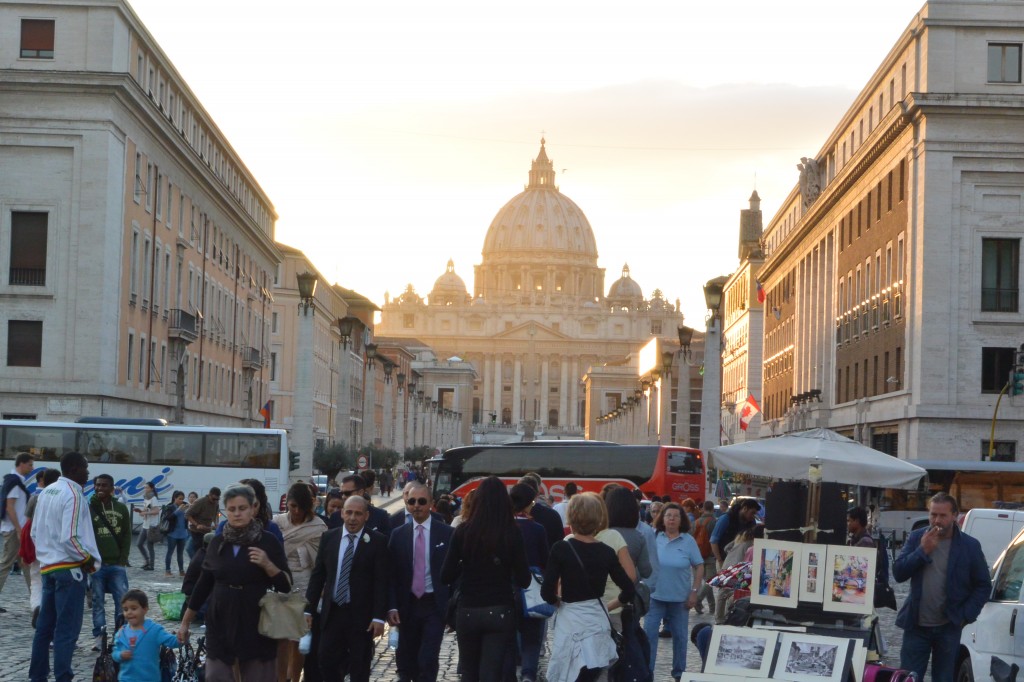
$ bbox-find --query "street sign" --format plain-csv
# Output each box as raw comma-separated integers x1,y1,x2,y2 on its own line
357,455,369,470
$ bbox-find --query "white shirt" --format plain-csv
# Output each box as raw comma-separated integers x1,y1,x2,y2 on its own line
139,497,158,529
31,476,101,572
412,516,434,594
552,500,570,526
1,469,30,533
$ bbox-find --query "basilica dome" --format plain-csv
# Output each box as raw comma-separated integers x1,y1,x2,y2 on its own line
480,139,598,266
429,259,469,305
607,264,643,302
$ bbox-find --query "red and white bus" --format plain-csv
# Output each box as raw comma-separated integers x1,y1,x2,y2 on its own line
428,442,706,504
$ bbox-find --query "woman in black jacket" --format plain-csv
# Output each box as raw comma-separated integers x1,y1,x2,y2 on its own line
177,484,291,682
441,476,531,682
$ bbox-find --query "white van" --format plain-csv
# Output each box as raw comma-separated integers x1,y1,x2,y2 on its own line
958,524,1024,681
960,508,1024,571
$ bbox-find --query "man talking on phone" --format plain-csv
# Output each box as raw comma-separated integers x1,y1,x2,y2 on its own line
894,492,990,682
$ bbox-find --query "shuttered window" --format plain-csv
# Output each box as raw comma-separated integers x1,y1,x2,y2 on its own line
20,19,54,59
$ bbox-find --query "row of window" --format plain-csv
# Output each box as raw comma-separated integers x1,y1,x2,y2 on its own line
837,163,906,251
835,348,903,404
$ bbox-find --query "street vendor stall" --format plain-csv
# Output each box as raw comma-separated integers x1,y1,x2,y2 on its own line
702,430,927,680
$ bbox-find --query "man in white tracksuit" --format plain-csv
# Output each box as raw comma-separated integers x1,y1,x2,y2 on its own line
29,451,100,682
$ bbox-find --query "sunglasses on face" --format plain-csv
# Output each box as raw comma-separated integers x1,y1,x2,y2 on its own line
406,497,430,506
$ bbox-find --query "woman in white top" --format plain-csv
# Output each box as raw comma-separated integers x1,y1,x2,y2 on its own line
133,481,161,570
273,482,325,682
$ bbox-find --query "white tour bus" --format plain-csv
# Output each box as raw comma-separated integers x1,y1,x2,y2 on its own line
0,419,290,506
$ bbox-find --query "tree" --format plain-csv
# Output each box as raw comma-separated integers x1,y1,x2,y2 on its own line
313,442,352,483
357,444,400,471
404,444,434,464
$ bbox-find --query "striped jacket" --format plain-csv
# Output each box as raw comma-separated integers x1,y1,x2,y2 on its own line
30,476,100,574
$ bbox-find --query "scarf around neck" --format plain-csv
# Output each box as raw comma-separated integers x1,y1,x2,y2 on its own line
222,518,263,547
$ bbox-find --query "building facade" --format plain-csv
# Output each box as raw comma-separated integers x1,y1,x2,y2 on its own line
0,0,279,424
377,140,686,441
756,0,1024,461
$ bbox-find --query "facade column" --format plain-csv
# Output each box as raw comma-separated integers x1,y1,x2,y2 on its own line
559,357,569,428
363,364,376,447
493,357,503,423
383,381,394,449
699,316,723,457
570,358,580,428
395,390,405,453
512,356,523,425
482,354,492,417
539,356,549,430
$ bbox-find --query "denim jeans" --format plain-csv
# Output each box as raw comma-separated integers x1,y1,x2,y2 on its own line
165,537,187,572
900,621,961,682
90,564,128,637
518,616,547,681
643,598,689,679
30,568,87,682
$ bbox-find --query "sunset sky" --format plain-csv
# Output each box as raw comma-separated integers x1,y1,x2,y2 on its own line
127,0,927,324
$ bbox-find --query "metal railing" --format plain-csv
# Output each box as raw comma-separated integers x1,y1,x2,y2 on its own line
9,268,45,286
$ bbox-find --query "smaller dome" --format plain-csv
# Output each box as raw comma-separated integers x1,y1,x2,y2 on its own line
607,264,643,301
430,259,469,305
397,284,423,305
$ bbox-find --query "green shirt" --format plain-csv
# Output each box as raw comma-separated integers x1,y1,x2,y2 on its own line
89,497,132,566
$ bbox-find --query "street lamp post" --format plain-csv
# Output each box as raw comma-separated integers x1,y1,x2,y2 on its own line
698,276,728,496
293,272,318,483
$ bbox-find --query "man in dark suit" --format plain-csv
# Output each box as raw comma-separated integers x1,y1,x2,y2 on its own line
329,473,389,536
387,482,453,682
306,495,389,682
388,481,444,530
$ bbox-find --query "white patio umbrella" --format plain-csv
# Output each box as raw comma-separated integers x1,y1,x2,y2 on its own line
709,428,926,490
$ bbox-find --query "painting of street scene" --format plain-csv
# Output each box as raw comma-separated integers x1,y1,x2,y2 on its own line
823,546,875,614
706,626,778,678
751,539,802,608
776,633,849,682
798,544,828,602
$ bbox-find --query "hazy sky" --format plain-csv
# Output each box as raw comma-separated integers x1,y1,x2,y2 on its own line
127,0,926,324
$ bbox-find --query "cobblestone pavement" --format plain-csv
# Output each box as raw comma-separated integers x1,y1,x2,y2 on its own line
0,501,922,681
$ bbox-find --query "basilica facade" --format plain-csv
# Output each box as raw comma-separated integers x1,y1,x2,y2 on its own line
377,141,685,436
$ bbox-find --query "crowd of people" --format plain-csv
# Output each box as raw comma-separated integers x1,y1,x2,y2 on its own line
0,449,995,682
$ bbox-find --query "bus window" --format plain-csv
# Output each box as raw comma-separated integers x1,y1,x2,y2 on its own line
238,435,281,468
152,432,203,466
80,429,149,464
667,450,702,475
204,434,240,466
2,425,75,461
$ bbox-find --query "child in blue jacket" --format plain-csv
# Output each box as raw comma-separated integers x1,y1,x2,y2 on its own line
113,589,179,681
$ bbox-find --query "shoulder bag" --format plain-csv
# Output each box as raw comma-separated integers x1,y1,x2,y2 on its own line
258,591,308,641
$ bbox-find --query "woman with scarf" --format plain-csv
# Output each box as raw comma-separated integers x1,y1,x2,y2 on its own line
273,482,326,682
177,484,291,682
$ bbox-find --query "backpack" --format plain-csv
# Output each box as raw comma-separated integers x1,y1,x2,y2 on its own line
158,504,177,534
692,514,715,559
0,473,28,521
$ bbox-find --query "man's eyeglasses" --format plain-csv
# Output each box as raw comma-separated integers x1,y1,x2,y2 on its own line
406,497,430,507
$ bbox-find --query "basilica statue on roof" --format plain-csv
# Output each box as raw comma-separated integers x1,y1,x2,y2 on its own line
377,140,684,435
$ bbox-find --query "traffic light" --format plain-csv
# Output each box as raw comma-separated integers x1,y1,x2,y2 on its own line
289,450,301,472
1013,372,1024,396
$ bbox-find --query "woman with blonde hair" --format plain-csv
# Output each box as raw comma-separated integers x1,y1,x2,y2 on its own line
542,492,634,682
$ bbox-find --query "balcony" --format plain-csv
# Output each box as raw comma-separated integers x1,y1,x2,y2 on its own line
168,309,198,344
9,268,45,286
241,346,261,370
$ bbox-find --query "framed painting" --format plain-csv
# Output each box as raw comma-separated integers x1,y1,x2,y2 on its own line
849,641,867,682
750,539,802,608
775,632,851,682
822,545,876,615
797,544,828,603
704,625,779,678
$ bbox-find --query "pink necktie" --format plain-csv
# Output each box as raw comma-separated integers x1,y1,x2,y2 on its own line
412,524,426,598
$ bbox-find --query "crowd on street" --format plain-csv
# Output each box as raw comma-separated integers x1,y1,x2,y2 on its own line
0,450,994,682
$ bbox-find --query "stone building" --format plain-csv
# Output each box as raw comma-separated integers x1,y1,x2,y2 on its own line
755,0,1024,460
0,0,278,424
376,140,685,440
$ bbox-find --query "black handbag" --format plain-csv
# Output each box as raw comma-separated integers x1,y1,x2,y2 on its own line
92,628,117,682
